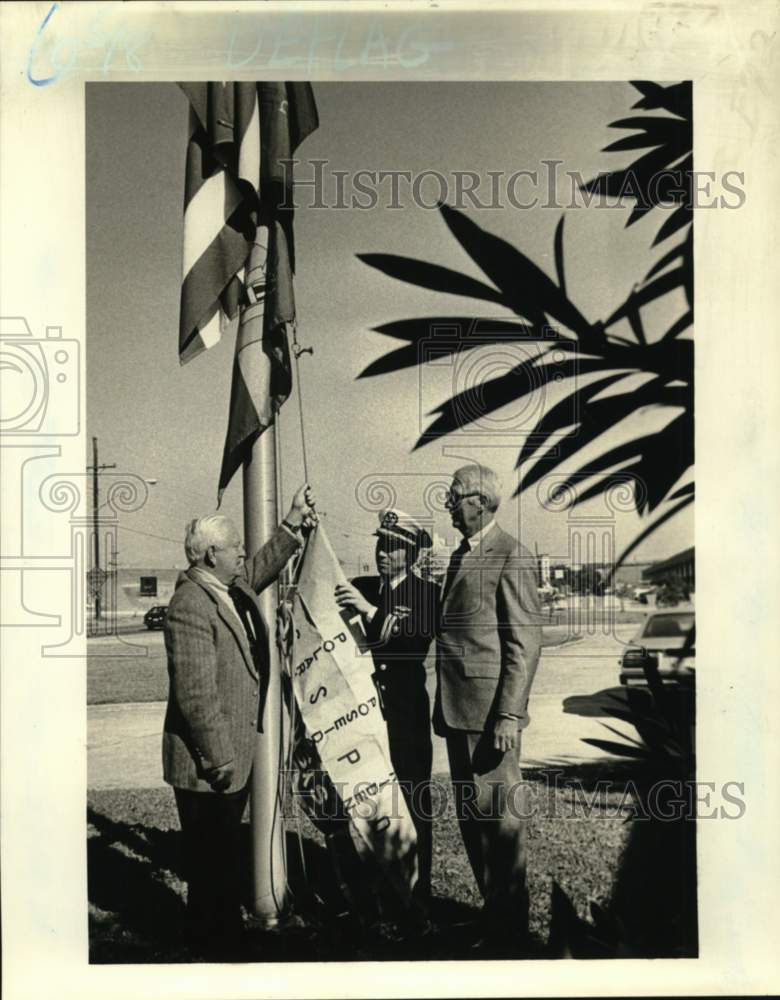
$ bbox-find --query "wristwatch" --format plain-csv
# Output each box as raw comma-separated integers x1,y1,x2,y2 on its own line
282,519,302,535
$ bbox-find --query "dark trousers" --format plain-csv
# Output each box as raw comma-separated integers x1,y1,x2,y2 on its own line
174,784,250,950
385,689,434,901
445,729,530,941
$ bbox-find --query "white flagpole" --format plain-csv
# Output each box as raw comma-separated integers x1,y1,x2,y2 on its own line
239,224,287,925
245,428,289,925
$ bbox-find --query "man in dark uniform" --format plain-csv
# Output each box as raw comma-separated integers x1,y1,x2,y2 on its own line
335,509,439,906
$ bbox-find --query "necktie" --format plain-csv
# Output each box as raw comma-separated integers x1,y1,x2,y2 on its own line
228,586,258,655
442,538,470,600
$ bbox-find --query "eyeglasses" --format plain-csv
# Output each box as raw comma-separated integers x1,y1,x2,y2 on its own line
444,491,482,509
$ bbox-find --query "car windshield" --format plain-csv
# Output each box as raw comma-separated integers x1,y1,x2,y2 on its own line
642,612,695,638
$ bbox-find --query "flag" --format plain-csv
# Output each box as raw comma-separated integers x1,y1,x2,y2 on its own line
216,82,318,501
178,83,262,364
289,525,419,899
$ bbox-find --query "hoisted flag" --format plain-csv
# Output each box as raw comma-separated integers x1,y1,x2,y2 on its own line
178,82,262,364
218,82,318,501
178,82,318,500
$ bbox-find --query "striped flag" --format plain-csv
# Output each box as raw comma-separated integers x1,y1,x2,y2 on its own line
215,82,318,501
179,83,262,364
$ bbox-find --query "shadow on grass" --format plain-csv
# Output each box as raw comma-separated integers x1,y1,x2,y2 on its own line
88,807,188,961
562,686,631,718
90,759,647,964
524,758,647,794
87,804,490,963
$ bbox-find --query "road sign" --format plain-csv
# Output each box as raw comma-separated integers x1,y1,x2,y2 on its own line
86,567,109,598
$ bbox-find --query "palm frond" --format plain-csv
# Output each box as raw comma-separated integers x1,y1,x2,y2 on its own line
609,491,694,575
415,351,605,447
356,253,505,306
554,215,567,297
437,203,597,341
356,80,694,558
357,317,535,378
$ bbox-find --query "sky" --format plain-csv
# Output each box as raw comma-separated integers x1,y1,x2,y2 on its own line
86,81,693,570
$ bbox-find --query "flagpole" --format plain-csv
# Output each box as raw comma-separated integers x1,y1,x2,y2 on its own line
244,427,288,925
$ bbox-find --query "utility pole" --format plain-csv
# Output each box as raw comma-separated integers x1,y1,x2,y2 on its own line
87,437,115,621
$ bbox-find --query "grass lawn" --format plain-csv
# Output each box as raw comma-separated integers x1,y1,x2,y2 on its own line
88,650,169,704
88,766,635,963
87,633,580,706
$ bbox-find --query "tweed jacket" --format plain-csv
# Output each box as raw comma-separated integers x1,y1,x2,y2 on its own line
162,525,298,793
435,524,542,734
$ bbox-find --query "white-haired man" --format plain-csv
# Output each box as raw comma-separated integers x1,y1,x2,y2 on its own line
163,484,315,958
436,464,542,955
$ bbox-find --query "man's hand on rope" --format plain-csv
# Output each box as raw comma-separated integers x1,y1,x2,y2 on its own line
286,482,319,535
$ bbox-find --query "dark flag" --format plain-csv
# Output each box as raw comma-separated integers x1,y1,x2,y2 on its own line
216,82,318,502
178,82,262,364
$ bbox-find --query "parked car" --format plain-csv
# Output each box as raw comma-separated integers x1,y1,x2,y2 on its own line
619,606,695,687
143,605,168,630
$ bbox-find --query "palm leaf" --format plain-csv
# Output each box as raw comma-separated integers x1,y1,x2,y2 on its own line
606,267,687,326
357,317,535,378
659,312,692,340
652,204,691,246
599,722,646,747
518,376,683,487
630,80,691,117
667,482,694,501
610,491,694,575
515,371,642,467
356,253,505,306
358,80,694,562
645,229,691,280
437,203,594,338
624,307,647,345
415,353,606,446
581,146,676,202
602,131,674,153
554,215,567,297
372,315,535,344
581,738,651,760
583,82,692,256
556,408,692,515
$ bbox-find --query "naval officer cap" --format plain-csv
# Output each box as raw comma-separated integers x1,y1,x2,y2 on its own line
375,508,433,550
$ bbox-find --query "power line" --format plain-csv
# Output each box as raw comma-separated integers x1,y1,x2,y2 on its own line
93,438,219,506
115,523,183,545
87,436,116,621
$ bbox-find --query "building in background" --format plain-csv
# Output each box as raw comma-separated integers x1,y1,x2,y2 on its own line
87,567,183,624
613,560,655,589
643,547,695,592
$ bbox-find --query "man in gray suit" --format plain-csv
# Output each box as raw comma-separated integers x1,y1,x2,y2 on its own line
435,464,542,955
163,484,315,957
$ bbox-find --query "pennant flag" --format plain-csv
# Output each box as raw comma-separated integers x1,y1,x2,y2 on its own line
178,82,263,364
216,82,318,502
289,525,419,900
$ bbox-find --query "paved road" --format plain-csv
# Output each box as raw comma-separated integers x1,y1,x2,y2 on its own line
87,626,638,791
